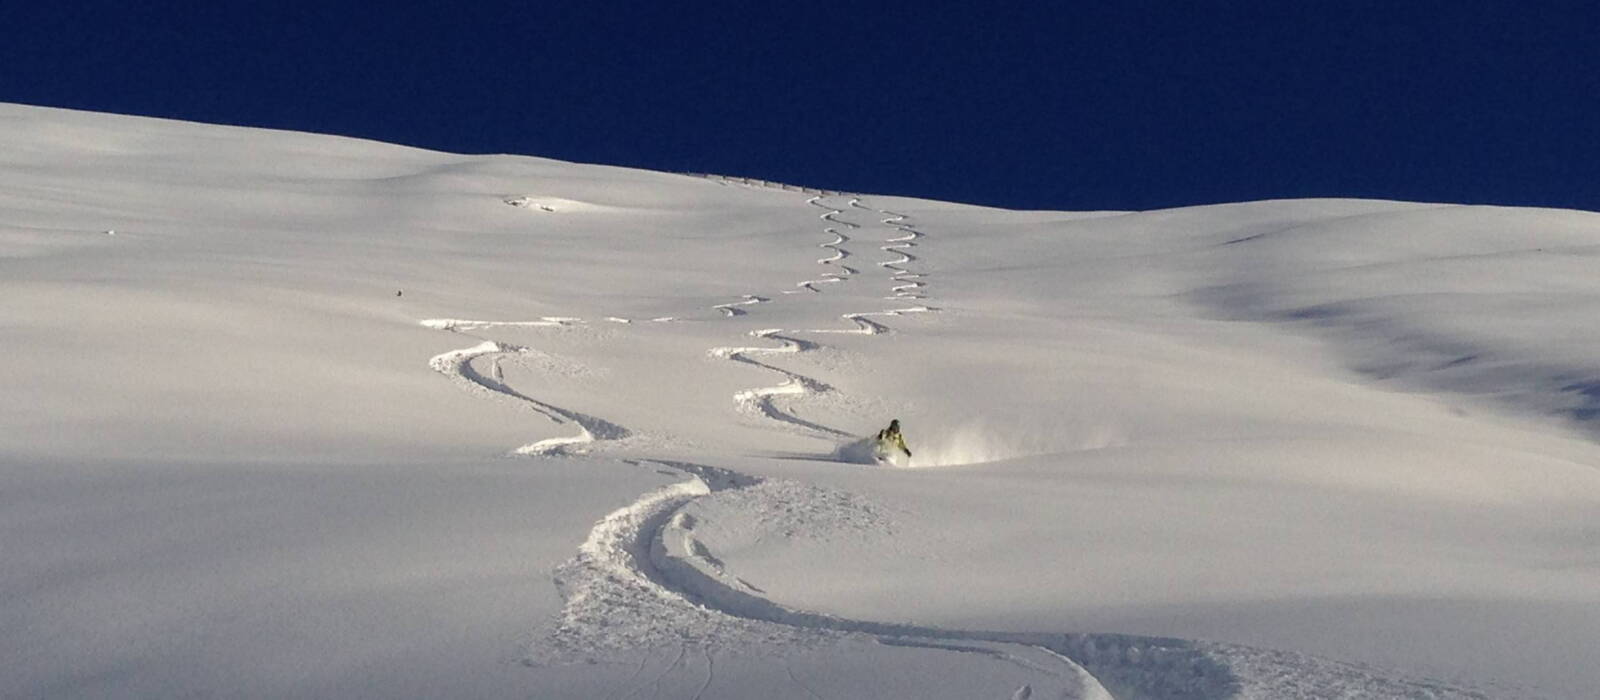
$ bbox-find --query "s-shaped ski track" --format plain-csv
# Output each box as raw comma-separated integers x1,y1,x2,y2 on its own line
486,190,1486,699
422,317,630,456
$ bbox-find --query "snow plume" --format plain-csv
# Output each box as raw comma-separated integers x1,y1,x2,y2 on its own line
831,436,884,465
904,418,1127,468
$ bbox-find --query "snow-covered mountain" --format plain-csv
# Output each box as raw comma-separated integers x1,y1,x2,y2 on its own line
4,102,1598,698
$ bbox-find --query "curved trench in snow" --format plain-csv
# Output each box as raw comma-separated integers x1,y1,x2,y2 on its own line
547,456,1120,699
780,196,860,293
675,195,1224,698
705,195,939,442
711,294,768,317
422,317,630,456
448,193,1491,699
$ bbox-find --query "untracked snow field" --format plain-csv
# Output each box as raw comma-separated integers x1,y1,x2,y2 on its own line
3,103,1599,698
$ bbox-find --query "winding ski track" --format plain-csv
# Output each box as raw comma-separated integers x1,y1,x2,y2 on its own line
782,196,860,293
711,295,768,317
421,317,630,456
879,211,929,300
708,330,849,438
443,191,1490,699
705,194,939,438
546,454,1115,698
547,447,1483,698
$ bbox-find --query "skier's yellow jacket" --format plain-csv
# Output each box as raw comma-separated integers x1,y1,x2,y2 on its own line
877,422,911,457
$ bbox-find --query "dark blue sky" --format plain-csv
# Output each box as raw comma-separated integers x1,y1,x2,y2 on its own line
4,2,1597,212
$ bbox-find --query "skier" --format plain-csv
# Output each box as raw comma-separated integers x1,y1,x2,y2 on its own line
876,419,912,459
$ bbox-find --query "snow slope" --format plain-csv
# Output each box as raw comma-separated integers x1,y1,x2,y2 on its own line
3,102,1599,698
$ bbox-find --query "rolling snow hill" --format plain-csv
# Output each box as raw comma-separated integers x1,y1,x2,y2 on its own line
3,102,1599,698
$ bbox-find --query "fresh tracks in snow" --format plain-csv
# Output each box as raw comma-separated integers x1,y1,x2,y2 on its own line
711,295,768,317
487,190,1486,699
422,317,630,456
708,330,848,438
784,196,860,293
549,451,1492,699
707,195,940,438
877,209,929,300
543,457,1114,699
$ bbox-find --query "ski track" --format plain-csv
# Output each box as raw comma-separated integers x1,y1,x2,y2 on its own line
549,450,1491,699
539,454,1112,699
878,210,929,300
609,654,651,700
421,316,630,456
532,195,1097,696
712,295,769,317
694,648,714,700
784,196,860,293
708,330,849,438
785,663,826,700
706,195,939,439
488,190,1488,698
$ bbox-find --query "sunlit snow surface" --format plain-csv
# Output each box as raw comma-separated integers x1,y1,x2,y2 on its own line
3,103,1599,698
